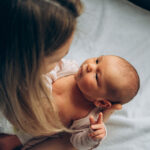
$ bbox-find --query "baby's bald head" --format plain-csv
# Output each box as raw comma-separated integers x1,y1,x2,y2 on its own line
103,55,140,104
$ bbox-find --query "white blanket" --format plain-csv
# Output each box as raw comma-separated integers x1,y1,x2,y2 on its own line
66,0,150,149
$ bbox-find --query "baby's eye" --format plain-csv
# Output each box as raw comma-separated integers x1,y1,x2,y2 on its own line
96,59,99,64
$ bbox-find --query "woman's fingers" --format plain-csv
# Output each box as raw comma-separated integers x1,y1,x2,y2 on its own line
111,104,122,110
103,104,122,112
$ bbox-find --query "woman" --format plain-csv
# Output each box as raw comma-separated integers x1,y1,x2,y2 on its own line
0,0,83,149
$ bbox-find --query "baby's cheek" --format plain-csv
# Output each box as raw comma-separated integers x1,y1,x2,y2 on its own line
79,76,94,92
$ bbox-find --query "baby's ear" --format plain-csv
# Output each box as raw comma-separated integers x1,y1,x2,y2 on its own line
94,99,111,109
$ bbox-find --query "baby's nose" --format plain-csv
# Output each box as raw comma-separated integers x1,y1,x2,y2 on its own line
86,64,94,72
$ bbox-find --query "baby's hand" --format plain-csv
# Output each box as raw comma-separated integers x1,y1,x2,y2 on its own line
88,112,106,141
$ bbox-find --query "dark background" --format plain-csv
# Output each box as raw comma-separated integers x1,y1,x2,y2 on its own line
129,0,150,11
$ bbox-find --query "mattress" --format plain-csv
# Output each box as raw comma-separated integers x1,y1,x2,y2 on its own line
66,0,150,149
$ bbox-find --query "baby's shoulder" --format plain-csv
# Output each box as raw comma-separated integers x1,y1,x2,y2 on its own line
57,99,75,127
53,75,74,91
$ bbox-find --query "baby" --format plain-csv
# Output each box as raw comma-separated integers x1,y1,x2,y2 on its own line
52,55,140,150
75,55,139,105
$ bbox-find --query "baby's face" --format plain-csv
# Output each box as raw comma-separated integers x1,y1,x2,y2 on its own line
75,55,122,102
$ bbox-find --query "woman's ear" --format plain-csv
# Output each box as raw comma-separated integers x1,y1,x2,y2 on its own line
94,99,112,109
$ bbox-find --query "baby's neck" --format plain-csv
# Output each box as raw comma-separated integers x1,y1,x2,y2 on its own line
67,76,95,120
52,75,95,122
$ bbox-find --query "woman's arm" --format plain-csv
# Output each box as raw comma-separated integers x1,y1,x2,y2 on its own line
102,104,122,123
29,133,77,150
0,134,22,150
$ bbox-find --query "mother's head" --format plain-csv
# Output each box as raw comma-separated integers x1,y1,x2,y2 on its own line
0,0,83,136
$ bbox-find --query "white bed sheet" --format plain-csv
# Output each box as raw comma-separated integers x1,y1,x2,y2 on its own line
66,0,150,149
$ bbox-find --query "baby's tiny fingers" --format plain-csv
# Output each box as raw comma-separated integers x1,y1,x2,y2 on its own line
97,112,103,124
91,124,104,130
89,115,95,125
90,129,106,137
92,134,106,141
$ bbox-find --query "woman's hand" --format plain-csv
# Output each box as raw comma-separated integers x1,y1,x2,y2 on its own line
102,104,122,123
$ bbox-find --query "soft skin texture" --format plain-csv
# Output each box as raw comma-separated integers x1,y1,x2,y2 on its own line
75,55,121,101
30,54,137,150
75,55,139,105
51,55,139,149
53,76,121,149
28,56,125,150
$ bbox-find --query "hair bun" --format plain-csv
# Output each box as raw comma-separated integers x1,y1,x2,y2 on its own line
55,0,83,17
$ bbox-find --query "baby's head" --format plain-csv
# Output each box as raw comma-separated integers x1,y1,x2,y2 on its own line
75,55,140,109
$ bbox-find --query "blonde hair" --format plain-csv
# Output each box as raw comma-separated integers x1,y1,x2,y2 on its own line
0,0,83,136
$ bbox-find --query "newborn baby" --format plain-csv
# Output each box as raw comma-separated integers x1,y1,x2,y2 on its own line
52,55,140,150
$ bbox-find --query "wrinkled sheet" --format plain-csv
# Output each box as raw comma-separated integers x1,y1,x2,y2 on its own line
66,0,150,149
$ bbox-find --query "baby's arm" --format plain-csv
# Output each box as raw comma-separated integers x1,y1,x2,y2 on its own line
70,113,106,150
